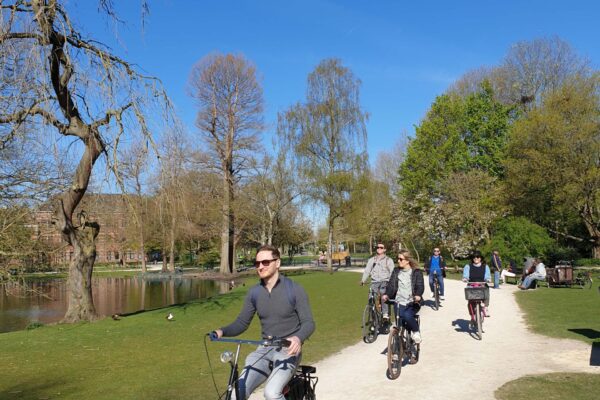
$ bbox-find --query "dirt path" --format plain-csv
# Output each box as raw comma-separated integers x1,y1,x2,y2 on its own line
306,278,598,400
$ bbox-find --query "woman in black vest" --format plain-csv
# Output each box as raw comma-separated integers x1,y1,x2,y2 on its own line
461,250,492,316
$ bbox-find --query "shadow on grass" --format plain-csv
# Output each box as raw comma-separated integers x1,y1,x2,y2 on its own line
1,378,68,400
567,329,600,366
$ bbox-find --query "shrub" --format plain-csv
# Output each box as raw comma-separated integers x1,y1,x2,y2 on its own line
484,216,553,263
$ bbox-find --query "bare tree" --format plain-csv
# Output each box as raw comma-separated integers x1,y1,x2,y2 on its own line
281,58,368,272
0,1,171,322
188,53,264,274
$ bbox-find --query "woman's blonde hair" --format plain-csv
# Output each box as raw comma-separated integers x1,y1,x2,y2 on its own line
398,249,418,269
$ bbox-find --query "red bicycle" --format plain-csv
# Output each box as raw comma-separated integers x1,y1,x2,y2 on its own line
464,282,487,340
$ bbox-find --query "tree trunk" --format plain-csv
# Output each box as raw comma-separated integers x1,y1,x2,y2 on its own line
62,220,99,323
169,212,176,273
327,215,334,274
219,173,231,274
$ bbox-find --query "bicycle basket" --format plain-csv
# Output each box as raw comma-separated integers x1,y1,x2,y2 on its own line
285,373,317,400
464,286,486,301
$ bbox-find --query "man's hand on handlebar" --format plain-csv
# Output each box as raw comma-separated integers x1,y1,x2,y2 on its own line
208,329,223,340
286,336,302,356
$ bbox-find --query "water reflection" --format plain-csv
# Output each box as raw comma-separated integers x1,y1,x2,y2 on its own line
0,275,223,333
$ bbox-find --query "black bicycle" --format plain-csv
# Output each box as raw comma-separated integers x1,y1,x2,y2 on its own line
206,334,317,400
574,270,593,289
362,287,387,343
432,271,441,311
386,305,420,380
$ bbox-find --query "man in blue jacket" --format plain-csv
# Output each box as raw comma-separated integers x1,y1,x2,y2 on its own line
424,247,446,300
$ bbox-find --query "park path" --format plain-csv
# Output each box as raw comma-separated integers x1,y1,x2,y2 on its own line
253,276,598,399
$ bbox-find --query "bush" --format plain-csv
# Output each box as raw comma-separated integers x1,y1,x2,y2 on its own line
545,247,581,267
484,216,553,263
26,321,44,330
574,258,600,267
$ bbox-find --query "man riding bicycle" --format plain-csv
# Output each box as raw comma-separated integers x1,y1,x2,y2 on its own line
424,247,446,300
462,250,492,317
360,242,394,323
211,245,315,400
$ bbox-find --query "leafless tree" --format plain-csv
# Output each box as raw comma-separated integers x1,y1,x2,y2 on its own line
0,1,171,322
188,53,264,274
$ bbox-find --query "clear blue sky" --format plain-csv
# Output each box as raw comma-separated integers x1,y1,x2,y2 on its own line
73,0,600,161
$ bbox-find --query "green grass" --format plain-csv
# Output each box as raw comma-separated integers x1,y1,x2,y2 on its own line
0,271,366,400
514,280,600,344
495,373,600,400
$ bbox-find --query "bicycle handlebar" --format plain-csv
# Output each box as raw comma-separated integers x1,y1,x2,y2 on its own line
207,333,291,347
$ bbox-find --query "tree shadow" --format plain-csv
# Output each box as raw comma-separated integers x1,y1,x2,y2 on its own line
567,328,600,340
0,378,68,400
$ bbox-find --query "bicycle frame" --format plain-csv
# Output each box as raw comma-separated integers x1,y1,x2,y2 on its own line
209,336,289,400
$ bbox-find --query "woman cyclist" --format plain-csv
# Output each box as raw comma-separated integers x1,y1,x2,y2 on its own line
462,250,492,317
382,249,424,344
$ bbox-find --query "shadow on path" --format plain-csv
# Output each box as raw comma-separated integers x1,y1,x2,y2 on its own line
567,328,600,366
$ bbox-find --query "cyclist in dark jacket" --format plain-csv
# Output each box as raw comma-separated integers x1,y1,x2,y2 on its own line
382,249,424,343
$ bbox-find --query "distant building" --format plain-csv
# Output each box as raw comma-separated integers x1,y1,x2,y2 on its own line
30,194,146,266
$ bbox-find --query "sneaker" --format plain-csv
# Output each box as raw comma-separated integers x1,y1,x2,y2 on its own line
382,313,389,320
440,295,445,300
430,293,435,298
411,331,422,344
483,307,490,317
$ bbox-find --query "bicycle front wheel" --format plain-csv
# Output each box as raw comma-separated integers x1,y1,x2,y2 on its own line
362,305,377,343
434,281,440,310
386,329,403,380
475,303,483,340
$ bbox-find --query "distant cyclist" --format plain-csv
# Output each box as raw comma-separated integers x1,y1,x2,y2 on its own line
382,249,424,344
462,250,492,317
360,242,394,323
424,247,446,300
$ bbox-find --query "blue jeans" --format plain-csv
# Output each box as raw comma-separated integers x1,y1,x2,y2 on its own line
393,303,419,333
428,271,444,296
494,271,500,288
236,345,300,400
522,273,546,289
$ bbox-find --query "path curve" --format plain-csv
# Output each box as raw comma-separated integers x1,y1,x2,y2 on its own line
254,276,599,399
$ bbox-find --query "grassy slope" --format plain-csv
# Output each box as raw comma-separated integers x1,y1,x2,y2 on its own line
0,271,365,400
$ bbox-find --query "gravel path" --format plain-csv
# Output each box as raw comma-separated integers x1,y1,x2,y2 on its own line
249,276,597,399
308,279,598,400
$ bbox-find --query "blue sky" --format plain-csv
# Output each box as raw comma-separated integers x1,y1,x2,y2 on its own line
72,0,600,162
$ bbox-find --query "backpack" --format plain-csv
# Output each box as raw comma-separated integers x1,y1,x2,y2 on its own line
250,276,297,309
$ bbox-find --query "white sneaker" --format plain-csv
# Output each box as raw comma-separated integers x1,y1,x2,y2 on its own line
411,331,422,344
430,293,435,298
383,313,389,320
440,295,445,300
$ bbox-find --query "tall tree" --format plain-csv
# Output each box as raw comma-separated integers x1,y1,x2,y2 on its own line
281,58,368,272
0,1,170,322
188,53,263,274
506,74,600,258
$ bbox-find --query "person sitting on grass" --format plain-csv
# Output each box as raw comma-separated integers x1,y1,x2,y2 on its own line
519,258,546,290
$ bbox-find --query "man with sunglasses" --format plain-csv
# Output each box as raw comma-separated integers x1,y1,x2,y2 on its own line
211,244,315,400
360,243,394,322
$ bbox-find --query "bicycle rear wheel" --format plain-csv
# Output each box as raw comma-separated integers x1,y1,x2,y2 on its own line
386,329,403,380
362,305,377,343
475,303,483,340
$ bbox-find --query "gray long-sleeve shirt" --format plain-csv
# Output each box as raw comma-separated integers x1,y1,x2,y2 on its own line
220,275,315,342
361,255,394,283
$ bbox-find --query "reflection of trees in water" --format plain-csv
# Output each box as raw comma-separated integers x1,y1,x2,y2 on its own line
1,276,220,333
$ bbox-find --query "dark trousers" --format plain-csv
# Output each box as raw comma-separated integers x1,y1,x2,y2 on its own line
393,303,419,332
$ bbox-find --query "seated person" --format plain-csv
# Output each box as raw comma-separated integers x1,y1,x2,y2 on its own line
519,258,546,289
500,260,518,283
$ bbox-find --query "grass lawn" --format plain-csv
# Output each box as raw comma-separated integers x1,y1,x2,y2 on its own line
0,271,366,399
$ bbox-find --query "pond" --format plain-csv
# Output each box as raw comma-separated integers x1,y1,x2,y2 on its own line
0,275,231,333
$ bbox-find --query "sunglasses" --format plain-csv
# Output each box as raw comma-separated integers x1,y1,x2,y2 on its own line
254,258,278,267
376,246,385,249
397,257,406,262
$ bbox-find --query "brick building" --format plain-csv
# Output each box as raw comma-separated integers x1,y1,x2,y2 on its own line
31,194,146,266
